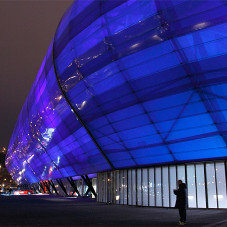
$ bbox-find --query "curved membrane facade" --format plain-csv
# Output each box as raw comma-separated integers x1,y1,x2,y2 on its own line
6,0,227,184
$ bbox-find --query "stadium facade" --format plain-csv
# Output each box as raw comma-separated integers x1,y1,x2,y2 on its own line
5,0,227,208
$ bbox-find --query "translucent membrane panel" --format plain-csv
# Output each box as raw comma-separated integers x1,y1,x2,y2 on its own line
137,169,142,206
195,164,206,208
169,166,177,207
162,167,169,207
155,167,162,206
132,169,136,205
128,169,132,205
187,164,196,208
149,168,155,206
206,163,217,208
142,168,148,206
7,0,227,185
215,162,227,208
177,165,185,184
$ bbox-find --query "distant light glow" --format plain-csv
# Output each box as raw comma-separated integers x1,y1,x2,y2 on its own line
188,196,194,200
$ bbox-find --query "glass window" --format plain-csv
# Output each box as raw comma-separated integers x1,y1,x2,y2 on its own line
149,168,155,206
177,165,186,184
196,164,206,208
132,169,136,205
113,171,117,203
99,173,107,203
137,169,142,205
110,172,115,203
92,178,97,196
187,164,196,208
97,173,100,202
216,162,227,208
206,163,217,208
162,167,169,207
107,172,111,203
116,171,120,204
104,172,107,203
142,168,148,206
99,174,102,202
155,167,162,206
120,170,124,204
169,166,177,207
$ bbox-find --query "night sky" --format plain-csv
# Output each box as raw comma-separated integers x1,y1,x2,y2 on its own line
0,0,73,150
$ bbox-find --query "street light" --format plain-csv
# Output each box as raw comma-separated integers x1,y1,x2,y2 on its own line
2,147,6,153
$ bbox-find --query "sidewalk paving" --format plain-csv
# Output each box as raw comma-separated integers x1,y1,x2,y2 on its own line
1,195,227,226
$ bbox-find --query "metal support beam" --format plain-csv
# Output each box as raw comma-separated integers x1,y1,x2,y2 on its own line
32,183,40,193
84,188,92,196
20,184,29,189
27,184,31,190
30,184,35,192
49,180,58,195
56,179,68,196
66,177,81,196
35,183,42,193
38,182,45,193
81,175,97,198
42,181,52,194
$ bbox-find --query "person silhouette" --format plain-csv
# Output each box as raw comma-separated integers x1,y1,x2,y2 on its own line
173,180,188,226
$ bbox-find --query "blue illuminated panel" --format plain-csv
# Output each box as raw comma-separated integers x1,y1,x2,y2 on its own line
6,0,227,184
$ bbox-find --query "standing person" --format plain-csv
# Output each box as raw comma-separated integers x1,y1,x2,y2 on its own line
173,180,188,226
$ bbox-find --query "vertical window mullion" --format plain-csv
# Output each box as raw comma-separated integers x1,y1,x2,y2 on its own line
141,168,143,206
214,162,219,208
127,169,128,205
204,163,208,209
136,168,137,206
194,164,198,208
154,167,156,207
168,166,171,208
225,160,227,206
161,167,164,207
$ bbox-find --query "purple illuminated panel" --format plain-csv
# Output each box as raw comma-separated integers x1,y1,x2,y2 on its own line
6,0,227,184
72,173,97,180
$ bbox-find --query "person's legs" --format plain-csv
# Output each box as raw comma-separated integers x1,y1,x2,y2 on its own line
183,209,186,222
179,209,186,222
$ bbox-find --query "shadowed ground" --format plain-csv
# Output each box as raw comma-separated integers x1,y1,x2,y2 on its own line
1,195,227,227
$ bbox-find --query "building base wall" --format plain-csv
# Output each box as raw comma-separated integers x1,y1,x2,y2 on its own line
97,161,227,209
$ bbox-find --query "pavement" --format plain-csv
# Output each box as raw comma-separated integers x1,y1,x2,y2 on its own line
1,194,227,227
